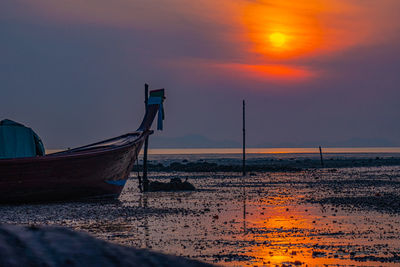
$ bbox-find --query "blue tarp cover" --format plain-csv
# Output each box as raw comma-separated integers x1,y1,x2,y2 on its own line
0,119,45,159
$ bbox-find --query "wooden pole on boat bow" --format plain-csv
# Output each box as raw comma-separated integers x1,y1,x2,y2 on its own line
143,84,149,192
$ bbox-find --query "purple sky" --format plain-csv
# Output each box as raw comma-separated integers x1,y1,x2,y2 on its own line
1,0,400,148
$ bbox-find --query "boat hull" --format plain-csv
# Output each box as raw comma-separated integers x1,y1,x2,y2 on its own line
0,137,144,204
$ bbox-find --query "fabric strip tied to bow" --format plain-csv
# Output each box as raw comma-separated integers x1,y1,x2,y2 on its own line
147,96,164,130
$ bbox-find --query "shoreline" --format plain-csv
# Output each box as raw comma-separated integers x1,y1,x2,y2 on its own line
134,156,400,172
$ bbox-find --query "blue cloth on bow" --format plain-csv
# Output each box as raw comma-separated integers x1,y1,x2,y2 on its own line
147,96,164,130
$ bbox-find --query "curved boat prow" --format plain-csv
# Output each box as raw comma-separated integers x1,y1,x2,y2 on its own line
0,88,166,203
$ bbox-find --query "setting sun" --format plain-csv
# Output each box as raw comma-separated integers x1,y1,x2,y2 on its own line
243,1,324,59
269,32,287,48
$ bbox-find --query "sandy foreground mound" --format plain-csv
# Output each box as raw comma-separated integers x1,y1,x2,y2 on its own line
0,224,213,267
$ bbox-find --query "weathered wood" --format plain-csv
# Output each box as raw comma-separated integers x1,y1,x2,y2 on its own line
0,133,148,203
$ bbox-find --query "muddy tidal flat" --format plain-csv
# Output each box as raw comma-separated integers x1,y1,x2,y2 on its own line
1,166,400,266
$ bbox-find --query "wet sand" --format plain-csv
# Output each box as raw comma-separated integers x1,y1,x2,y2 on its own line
1,166,400,266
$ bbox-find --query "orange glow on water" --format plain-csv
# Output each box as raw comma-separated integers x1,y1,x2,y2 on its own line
230,196,389,267
241,208,333,266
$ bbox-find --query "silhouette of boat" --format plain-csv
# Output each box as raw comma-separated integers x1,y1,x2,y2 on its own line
0,89,165,203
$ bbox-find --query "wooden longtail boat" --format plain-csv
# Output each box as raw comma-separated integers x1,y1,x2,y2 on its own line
0,89,165,203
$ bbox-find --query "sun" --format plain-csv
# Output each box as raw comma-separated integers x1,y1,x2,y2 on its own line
269,32,287,48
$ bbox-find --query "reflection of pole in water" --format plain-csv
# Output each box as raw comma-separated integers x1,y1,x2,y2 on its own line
242,100,247,233
139,193,150,248
319,146,324,167
242,178,247,234
242,100,246,176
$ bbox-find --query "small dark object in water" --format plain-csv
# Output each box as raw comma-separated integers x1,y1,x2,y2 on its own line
148,178,195,192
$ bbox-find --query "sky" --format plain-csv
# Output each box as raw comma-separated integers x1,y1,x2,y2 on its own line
1,0,400,148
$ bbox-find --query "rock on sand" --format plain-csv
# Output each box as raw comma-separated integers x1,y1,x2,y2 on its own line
0,224,213,267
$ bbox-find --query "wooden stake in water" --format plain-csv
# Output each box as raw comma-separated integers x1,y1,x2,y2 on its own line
242,100,246,176
143,84,149,192
319,146,324,167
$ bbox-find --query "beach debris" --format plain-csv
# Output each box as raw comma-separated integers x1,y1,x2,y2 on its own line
148,178,196,192
353,254,400,263
312,251,326,257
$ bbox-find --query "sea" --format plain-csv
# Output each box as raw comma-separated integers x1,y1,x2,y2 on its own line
141,147,400,167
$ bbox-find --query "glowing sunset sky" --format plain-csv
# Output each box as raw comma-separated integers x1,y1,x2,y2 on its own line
1,0,400,147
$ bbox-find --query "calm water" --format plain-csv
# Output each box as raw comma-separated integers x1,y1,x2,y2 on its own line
147,147,400,155
47,147,400,156
140,149,400,169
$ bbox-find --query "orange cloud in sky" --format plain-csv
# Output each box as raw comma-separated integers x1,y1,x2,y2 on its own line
162,60,315,87
223,63,315,83
19,0,400,54
242,0,325,59
244,64,314,80
239,0,400,80
241,0,400,60
17,0,400,83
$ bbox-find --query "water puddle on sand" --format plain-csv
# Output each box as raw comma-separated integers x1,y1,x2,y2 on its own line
1,167,400,266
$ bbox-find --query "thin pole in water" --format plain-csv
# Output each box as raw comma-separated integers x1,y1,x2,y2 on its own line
242,100,246,176
319,146,324,167
143,83,149,192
